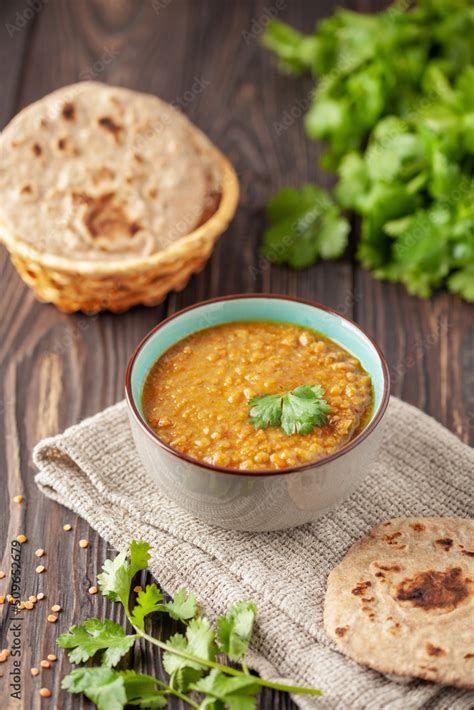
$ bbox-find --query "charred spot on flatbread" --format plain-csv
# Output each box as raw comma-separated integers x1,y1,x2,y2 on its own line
395,567,470,611
351,580,372,596
435,538,453,551
426,643,446,657
98,116,123,143
82,192,143,240
62,102,75,121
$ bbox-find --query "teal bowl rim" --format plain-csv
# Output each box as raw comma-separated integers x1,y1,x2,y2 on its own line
125,294,391,477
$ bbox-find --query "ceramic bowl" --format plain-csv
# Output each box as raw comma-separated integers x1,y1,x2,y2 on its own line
125,294,390,531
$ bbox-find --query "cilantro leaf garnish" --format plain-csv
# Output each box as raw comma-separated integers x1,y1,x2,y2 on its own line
130,584,164,631
57,619,136,667
62,668,167,710
217,601,256,662
261,185,349,269
190,669,259,710
98,540,150,606
163,618,218,691
159,587,198,622
249,384,330,435
59,540,322,709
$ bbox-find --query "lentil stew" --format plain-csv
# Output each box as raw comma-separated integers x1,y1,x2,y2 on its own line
142,321,373,471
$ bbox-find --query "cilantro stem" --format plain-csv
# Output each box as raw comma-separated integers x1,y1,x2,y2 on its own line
241,658,250,675
129,620,322,697
153,679,200,709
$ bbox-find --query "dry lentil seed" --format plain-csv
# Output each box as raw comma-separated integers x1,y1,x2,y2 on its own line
35,548,45,557
51,604,61,613
0,597,4,605
29,595,37,603
24,601,34,610
31,667,39,676
79,539,89,548
39,688,52,698
17,534,27,544
47,615,57,623
133,585,142,593
37,593,45,600
13,495,24,504
88,586,98,595
47,654,57,662
63,524,72,531
35,565,46,574
0,571,5,579
40,660,50,669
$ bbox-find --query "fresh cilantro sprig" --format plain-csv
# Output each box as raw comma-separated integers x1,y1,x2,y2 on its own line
58,540,322,709
262,1,474,302
249,384,330,435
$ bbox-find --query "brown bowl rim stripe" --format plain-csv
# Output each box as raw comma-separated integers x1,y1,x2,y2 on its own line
125,294,391,478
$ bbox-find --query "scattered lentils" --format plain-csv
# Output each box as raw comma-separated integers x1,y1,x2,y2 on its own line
63,524,72,531
51,604,61,613
79,539,89,549
47,614,57,624
30,667,39,677
0,597,4,605
29,595,37,603
47,654,57,662
13,495,24,504
37,592,45,601
24,601,34,610
133,585,142,593
39,688,52,698
17,534,27,544
35,565,46,574
40,660,51,669
35,548,45,558
88,586,98,595
0,571,5,579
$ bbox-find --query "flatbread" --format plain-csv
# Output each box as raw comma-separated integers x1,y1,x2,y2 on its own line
324,518,474,688
0,82,222,261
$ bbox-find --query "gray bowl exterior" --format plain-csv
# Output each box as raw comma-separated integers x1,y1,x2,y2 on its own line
127,405,387,532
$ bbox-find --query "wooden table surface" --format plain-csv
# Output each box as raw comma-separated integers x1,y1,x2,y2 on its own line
0,1,472,708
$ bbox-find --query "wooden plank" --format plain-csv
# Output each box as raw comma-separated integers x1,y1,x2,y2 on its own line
354,274,473,444
0,1,471,709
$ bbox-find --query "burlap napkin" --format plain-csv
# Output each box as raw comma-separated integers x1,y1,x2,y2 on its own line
33,397,474,710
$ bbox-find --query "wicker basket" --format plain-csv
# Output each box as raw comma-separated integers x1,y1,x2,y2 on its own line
0,152,239,314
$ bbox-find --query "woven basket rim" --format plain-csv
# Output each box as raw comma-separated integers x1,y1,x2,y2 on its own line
0,151,238,275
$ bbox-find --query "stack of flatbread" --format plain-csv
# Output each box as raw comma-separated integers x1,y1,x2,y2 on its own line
0,82,238,312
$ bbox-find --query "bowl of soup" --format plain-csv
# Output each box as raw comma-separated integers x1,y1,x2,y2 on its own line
125,294,390,531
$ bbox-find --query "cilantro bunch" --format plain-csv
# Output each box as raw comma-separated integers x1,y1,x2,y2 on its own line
57,540,321,709
262,0,474,301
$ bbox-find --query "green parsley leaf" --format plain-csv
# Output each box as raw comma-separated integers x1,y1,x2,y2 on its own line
163,618,217,692
261,185,349,269
217,601,256,662
249,385,330,436
57,619,136,667
130,584,164,631
62,668,167,710
191,669,259,710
